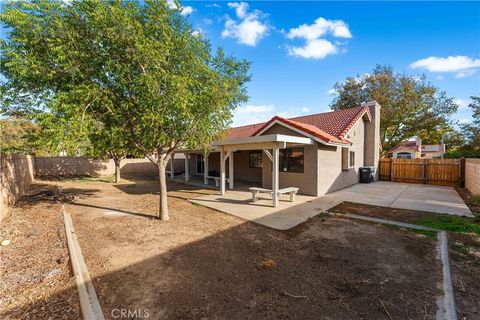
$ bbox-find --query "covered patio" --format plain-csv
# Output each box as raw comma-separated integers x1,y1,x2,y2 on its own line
177,134,315,207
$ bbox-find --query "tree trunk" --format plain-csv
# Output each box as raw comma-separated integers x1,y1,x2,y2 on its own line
113,158,121,183
158,156,169,221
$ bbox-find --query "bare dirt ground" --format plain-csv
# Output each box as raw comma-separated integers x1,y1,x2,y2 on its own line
0,183,80,320
332,201,480,319
50,177,444,319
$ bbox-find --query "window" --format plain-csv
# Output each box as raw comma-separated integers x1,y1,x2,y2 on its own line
249,150,262,168
279,148,304,173
342,148,354,170
396,152,412,159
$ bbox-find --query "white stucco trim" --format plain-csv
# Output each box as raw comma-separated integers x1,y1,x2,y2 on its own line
212,134,314,147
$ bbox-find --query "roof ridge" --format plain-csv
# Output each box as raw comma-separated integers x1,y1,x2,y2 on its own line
288,105,365,121
338,106,371,139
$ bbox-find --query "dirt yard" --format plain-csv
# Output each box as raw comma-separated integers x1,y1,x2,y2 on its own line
332,201,480,319
0,183,80,320
41,178,444,320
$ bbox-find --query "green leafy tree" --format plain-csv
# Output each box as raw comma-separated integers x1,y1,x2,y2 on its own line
330,65,458,155
1,0,250,220
0,116,41,154
460,96,480,157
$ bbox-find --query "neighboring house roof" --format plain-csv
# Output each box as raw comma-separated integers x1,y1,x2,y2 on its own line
389,141,420,153
389,141,446,154
224,106,371,145
421,144,445,153
392,146,418,153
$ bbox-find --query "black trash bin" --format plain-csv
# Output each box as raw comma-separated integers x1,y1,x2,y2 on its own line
359,167,374,183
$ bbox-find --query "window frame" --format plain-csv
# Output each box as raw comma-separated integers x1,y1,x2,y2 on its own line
249,150,263,168
279,147,304,173
349,150,355,168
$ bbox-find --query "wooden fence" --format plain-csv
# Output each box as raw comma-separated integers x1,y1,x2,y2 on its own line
379,158,464,187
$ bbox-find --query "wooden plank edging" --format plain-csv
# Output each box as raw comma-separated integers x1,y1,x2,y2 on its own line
63,205,105,320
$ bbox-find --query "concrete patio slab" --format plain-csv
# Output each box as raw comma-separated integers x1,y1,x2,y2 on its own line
323,181,472,217
191,181,472,230
191,191,341,230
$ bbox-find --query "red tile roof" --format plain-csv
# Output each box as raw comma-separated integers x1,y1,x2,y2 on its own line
224,105,371,145
289,106,371,139
389,141,420,153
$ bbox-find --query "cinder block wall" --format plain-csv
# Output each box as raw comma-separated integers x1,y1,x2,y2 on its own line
465,158,480,195
0,154,35,222
34,157,185,177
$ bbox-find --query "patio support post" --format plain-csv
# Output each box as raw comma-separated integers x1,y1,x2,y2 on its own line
272,145,279,207
228,151,234,190
184,153,189,182
220,150,226,195
204,153,209,185
170,153,175,179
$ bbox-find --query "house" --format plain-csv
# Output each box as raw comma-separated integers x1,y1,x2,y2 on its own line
388,139,445,159
176,101,381,206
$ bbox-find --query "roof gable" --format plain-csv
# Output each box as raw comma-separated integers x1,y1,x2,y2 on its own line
224,105,372,145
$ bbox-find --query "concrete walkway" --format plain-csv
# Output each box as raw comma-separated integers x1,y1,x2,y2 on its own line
192,181,472,230
191,191,341,230
322,181,472,217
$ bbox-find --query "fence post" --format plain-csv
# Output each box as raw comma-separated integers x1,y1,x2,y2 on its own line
390,158,394,181
422,159,426,184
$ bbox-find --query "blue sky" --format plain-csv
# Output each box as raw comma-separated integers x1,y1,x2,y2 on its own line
1,1,479,127
183,1,480,126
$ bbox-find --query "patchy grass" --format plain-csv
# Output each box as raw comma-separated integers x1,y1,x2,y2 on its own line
60,175,116,183
414,215,480,237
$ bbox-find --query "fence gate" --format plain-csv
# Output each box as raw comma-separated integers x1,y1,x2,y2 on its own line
379,158,463,187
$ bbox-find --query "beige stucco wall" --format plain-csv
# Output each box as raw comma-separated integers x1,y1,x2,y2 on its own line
260,124,318,196
234,151,262,183
317,119,365,195
1,154,35,222
465,158,480,195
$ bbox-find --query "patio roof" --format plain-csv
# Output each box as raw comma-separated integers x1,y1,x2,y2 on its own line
212,134,314,149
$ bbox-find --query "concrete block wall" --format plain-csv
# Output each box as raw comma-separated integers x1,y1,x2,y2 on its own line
0,154,35,222
33,157,185,177
465,158,480,195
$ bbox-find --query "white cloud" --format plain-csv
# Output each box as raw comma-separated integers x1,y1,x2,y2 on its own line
286,17,352,59
205,3,221,9
288,39,337,59
192,28,204,36
326,88,337,95
222,2,269,46
181,6,194,15
166,0,195,16
287,17,352,40
410,55,480,78
301,107,310,112
454,99,470,110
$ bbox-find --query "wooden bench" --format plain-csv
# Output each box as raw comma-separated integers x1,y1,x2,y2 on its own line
249,187,299,202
